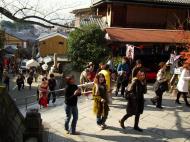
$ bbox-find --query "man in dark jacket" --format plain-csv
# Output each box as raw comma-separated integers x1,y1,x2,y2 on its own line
119,69,146,132
48,73,57,104
115,57,131,97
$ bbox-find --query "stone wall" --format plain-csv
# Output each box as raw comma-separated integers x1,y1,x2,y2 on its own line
0,87,25,142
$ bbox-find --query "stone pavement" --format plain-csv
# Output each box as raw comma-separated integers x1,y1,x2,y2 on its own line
19,85,190,142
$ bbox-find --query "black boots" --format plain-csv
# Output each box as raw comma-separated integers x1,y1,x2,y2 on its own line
134,115,143,132
119,120,125,129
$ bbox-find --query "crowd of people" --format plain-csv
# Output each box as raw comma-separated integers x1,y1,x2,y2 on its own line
1,55,190,136
63,56,190,135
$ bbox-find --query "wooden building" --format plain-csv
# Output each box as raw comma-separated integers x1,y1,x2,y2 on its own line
37,32,68,57
90,0,190,61
5,32,27,48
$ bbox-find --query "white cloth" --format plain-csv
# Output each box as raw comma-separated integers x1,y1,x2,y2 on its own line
177,68,190,92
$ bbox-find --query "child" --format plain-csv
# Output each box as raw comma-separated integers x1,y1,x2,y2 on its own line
64,75,81,135
93,73,110,130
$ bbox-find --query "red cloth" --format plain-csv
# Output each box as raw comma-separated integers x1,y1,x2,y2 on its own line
39,96,48,107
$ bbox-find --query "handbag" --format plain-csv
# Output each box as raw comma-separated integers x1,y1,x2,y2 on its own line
159,81,169,92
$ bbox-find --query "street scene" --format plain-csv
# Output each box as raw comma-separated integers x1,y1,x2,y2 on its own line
1,0,190,142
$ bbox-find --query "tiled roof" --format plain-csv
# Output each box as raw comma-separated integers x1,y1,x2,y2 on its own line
93,0,190,6
80,15,107,29
5,30,38,41
37,32,68,41
106,27,190,43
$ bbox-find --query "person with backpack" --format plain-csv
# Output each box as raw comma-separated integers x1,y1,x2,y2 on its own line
48,73,57,104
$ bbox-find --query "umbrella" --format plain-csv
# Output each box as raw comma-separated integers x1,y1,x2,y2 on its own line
4,45,18,54
26,59,40,68
42,63,48,70
43,56,52,63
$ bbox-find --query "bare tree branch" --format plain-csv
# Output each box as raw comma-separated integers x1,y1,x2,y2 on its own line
0,7,75,29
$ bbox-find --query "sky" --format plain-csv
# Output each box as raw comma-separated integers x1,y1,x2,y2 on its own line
0,0,92,23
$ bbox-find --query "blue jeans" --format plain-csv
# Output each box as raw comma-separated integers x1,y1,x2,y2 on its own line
64,105,78,133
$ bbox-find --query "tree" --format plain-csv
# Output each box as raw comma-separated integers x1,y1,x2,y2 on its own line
68,24,110,71
0,0,77,29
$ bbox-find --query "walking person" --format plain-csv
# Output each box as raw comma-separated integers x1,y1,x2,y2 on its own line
3,73,10,91
175,63,190,107
27,75,33,90
48,73,57,104
151,62,168,109
39,77,49,108
93,73,110,130
119,69,146,132
64,75,81,135
16,75,23,91
115,57,130,97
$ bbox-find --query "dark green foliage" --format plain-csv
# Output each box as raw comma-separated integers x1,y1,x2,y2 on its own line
68,24,110,71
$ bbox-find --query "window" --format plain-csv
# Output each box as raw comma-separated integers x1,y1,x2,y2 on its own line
59,41,64,45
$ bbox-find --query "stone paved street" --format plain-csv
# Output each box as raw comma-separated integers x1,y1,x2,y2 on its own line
19,85,190,142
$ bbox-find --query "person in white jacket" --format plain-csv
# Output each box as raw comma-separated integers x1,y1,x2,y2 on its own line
176,63,190,106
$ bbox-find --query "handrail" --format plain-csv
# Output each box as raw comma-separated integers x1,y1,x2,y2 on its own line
15,82,94,111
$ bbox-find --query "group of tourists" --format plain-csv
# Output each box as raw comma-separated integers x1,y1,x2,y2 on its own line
63,55,190,135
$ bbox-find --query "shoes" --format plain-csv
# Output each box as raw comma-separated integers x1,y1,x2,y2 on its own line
134,126,143,132
156,106,163,109
175,100,181,104
70,132,80,135
101,124,107,130
119,120,125,129
150,99,156,105
64,130,69,134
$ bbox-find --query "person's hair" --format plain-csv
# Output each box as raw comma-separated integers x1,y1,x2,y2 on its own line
49,73,54,78
42,77,47,81
94,73,106,85
159,62,166,68
136,59,142,65
65,75,74,84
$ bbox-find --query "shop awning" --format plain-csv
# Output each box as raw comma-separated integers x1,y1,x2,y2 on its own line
105,28,190,44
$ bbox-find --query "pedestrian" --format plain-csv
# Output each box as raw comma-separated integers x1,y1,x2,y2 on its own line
39,77,49,108
119,69,146,132
99,64,111,93
48,73,57,104
93,73,110,130
151,62,168,109
20,72,25,89
3,74,10,91
64,75,81,135
16,75,23,91
115,57,130,97
175,63,190,107
0,63,3,82
27,75,33,90
80,68,91,99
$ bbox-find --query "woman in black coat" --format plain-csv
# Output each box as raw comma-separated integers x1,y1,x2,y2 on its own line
119,69,146,132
